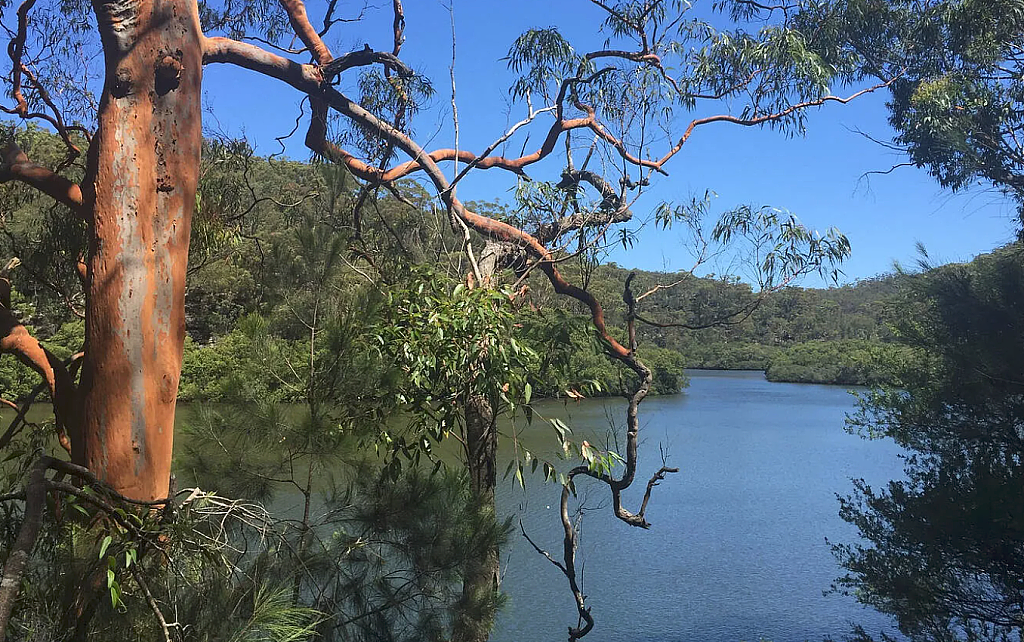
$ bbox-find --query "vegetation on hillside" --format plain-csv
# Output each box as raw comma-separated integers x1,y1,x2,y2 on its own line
0,130,902,403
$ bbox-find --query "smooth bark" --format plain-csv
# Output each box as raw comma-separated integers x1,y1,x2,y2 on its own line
76,0,204,501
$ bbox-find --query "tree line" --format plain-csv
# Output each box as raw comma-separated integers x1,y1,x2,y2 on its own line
0,131,913,399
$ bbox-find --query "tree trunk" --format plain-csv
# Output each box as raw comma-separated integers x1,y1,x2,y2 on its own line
453,394,499,642
75,0,203,502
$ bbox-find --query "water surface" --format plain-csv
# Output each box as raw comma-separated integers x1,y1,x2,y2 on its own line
0,370,903,641
493,370,903,642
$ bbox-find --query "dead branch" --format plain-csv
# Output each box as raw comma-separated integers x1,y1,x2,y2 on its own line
321,46,412,81
0,456,46,641
132,566,173,642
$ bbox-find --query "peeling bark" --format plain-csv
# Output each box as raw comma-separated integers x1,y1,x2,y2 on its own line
76,0,203,501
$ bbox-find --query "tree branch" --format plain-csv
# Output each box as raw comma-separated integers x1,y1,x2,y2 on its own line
0,456,47,640
661,78,898,168
0,278,77,451
321,46,412,81
277,0,333,65
0,142,83,213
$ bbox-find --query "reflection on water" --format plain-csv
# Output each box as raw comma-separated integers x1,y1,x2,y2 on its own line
493,370,904,642
2,370,904,641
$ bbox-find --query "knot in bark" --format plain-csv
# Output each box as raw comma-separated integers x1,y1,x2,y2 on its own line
154,55,183,95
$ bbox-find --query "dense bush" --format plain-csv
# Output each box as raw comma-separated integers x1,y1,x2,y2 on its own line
764,339,917,386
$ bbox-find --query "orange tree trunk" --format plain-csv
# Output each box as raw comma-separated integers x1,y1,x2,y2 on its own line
74,0,203,501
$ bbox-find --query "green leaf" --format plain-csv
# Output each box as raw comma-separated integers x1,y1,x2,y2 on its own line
98,535,112,560
524,382,532,405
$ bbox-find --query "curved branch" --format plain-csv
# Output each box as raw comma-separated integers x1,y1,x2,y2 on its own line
535,170,634,244
203,40,654,186
0,143,83,213
0,456,46,640
7,0,39,118
202,37,324,89
5,0,83,162
660,78,898,167
278,0,333,65
321,46,412,81
0,279,77,451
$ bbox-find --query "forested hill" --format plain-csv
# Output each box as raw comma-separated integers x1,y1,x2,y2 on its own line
0,129,918,397
528,261,908,386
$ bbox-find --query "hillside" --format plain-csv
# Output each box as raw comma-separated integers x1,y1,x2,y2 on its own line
0,131,917,397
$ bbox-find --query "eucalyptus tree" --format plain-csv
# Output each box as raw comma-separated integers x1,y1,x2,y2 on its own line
0,0,885,639
802,0,1024,221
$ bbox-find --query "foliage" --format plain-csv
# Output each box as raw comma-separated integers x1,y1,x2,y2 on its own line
175,219,509,642
765,339,918,386
0,0,906,640
804,0,1024,225
373,272,538,468
833,244,1024,642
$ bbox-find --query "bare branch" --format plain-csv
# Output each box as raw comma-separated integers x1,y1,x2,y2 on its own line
662,78,899,168
0,142,83,213
0,456,47,640
277,0,333,65
321,46,412,81
133,566,173,642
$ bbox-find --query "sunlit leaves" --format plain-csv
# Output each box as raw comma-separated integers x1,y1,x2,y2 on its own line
507,28,581,101
655,193,850,289
374,271,539,466
713,204,851,288
688,25,836,129
804,0,1024,219
352,68,435,163
197,0,290,42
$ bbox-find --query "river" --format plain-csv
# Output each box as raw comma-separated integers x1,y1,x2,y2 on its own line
492,370,904,642
0,369,905,641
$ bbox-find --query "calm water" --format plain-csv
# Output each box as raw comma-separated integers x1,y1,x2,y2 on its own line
0,370,905,641
492,370,904,642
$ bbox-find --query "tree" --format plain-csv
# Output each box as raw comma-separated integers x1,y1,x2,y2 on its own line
833,245,1024,642
0,0,883,639
803,0,1024,221
178,218,509,642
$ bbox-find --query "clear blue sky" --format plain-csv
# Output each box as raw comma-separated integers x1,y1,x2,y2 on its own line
202,0,1018,286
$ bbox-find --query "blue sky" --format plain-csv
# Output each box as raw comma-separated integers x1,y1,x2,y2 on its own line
202,0,1018,286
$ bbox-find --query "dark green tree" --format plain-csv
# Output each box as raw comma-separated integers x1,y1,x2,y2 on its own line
833,245,1024,642
804,0,1024,222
